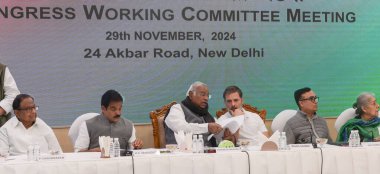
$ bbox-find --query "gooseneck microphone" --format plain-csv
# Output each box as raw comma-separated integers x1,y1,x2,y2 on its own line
310,130,317,148
307,119,317,148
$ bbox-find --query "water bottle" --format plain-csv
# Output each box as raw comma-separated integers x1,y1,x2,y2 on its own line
33,144,40,161
349,130,359,147
114,138,120,157
192,134,198,153
197,135,204,153
353,130,358,147
27,144,34,161
354,130,360,147
278,132,287,150
349,130,354,147
109,138,115,158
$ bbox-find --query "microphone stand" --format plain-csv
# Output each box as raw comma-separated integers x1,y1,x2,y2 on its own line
307,119,317,148
310,131,317,148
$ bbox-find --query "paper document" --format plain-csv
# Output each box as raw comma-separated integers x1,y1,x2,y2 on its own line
216,115,244,134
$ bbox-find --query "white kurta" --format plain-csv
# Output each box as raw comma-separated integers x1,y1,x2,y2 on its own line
218,109,267,142
164,103,209,134
0,117,62,156
0,67,20,114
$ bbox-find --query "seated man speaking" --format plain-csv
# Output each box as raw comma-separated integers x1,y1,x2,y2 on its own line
0,94,62,156
75,90,143,152
164,81,222,147
218,86,268,145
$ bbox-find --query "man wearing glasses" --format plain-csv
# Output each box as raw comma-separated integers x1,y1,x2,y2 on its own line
0,94,62,156
283,87,332,144
164,81,222,147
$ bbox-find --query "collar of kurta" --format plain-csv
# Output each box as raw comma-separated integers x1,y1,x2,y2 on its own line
297,110,318,120
11,116,39,129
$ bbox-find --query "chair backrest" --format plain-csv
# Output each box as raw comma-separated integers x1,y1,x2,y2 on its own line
215,103,266,122
271,109,297,132
335,108,356,132
149,101,177,148
68,112,99,146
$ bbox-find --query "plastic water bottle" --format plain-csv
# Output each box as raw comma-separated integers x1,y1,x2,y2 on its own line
27,144,34,161
349,130,360,147
33,144,40,161
109,138,115,158
197,135,204,153
114,138,120,157
354,130,360,147
349,130,354,147
192,134,198,153
278,132,287,150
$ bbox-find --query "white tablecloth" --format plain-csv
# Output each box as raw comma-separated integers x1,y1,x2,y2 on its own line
247,149,322,174
133,151,248,174
0,152,133,174
0,151,248,174
322,147,380,174
2,147,380,174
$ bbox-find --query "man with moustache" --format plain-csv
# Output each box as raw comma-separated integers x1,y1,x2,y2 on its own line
0,94,62,156
283,87,332,144
164,81,223,147
75,90,143,152
218,86,268,145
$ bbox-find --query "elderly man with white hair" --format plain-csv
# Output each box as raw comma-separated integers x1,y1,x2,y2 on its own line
164,81,222,147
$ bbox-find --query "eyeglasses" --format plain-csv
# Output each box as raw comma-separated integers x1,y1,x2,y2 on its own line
194,91,212,99
17,106,39,112
300,96,319,103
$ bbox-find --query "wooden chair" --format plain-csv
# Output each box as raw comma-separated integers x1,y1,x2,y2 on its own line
215,103,266,122
149,101,177,148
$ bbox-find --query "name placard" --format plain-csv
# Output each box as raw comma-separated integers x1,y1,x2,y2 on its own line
40,154,65,160
288,144,314,150
133,149,160,156
361,142,380,147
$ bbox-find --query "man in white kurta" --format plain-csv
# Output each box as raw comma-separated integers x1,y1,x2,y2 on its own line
75,90,143,152
0,63,20,126
218,86,268,145
164,81,223,147
218,109,267,142
0,94,61,156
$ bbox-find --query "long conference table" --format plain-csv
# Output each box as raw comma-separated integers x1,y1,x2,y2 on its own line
1,146,380,174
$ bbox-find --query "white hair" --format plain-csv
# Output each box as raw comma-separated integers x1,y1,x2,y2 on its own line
353,92,376,116
186,81,208,96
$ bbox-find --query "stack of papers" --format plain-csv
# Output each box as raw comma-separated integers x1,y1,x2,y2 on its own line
174,131,192,151
216,115,245,134
99,136,112,157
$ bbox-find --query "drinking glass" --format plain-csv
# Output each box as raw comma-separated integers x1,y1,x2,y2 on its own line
316,138,328,148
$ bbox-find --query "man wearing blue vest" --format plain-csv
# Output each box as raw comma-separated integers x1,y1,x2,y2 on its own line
75,90,143,152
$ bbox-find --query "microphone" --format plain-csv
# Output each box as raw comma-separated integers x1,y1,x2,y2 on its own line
310,131,317,148
370,131,374,142
307,119,317,148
